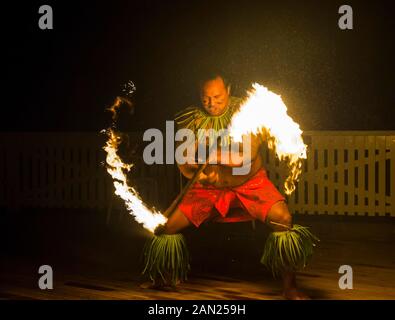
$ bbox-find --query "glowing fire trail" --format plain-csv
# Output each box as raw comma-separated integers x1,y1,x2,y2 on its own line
228,83,307,195
102,95,167,233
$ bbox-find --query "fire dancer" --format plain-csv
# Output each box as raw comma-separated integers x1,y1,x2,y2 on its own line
142,73,318,300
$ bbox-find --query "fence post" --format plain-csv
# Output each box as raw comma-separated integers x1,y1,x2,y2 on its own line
5,136,20,213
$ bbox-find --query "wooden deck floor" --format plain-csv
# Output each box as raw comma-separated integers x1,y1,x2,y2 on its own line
1,212,394,300
1,240,394,300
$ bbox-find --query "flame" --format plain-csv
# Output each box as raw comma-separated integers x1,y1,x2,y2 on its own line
228,83,307,195
102,97,167,233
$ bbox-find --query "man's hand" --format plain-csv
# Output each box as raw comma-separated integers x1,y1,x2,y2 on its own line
197,170,219,185
207,145,243,167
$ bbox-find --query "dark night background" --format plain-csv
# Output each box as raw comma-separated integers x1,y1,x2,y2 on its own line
1,1,395,301
2,0,394,132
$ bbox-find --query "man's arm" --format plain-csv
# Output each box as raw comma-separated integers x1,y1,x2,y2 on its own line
176,138,221,184
178,162,199,179
175,136,199,179
210,133,262,167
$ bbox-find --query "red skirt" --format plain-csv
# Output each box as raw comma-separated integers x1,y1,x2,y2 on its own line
178,169,286,227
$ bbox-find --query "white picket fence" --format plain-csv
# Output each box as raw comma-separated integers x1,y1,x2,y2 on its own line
265,131,395,216
0,131,394,216
0,132,178,211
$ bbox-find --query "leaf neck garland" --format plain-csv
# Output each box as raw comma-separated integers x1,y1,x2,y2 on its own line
174,96,242,147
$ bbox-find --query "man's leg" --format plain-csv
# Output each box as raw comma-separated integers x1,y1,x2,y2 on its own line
263,201,318,300
155,207,192,235
141,208,192,288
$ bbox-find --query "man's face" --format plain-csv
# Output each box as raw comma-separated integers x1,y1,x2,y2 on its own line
200,77,230,116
